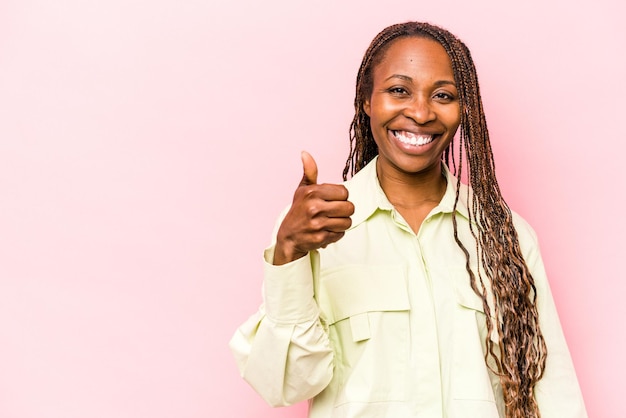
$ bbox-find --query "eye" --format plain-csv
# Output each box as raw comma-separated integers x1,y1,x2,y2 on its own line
387,86,409,96
433,91,456,102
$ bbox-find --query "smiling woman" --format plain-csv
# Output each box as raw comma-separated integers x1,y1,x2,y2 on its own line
363,37,460,232
230,21,587,418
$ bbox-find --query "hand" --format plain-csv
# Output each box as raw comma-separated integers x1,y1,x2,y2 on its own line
273,151,355,265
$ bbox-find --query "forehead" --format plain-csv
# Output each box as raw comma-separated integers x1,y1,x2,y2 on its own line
374,36,454,80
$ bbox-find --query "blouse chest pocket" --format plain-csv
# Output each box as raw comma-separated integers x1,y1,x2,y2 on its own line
316,265,411,406
452,270,499,345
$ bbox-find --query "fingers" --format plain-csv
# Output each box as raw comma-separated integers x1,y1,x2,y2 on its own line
300,150,318,186
298,183,350,202
305,199,355,219
318,216,352,233
273,152,354,265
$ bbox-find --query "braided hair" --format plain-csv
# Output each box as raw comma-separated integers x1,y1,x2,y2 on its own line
344,22,547,418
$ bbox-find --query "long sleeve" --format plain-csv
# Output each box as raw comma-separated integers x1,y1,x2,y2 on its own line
229,249,334,407
516,220,588,418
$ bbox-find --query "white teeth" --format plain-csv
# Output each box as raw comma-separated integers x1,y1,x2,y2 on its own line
394,131,434,146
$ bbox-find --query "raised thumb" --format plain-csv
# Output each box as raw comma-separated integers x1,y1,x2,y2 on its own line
300,151,318,186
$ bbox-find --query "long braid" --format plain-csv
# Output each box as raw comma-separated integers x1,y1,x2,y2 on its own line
344,22,547,418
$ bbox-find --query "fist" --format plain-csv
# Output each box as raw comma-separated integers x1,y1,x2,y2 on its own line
273,151,355,265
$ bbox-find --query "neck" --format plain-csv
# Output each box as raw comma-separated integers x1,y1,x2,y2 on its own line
376,160,447,208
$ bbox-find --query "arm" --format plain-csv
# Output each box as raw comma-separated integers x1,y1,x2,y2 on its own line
230,152,354,406
515,218,588,417
229,249,333,406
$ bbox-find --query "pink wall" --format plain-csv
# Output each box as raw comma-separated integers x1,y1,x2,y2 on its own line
0,0,623,417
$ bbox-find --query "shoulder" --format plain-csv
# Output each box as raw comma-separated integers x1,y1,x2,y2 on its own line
509,210,544,269
510,210,538,245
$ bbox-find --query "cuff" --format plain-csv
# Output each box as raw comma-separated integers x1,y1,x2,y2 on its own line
262,245,318,324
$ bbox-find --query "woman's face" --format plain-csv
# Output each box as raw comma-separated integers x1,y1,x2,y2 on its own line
364,36,461,178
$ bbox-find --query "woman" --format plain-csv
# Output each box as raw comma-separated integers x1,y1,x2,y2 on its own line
230,22,587,418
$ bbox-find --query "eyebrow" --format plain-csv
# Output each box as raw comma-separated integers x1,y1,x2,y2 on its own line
385,74,456,87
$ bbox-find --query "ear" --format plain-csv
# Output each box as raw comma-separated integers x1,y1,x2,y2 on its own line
363,99,371,117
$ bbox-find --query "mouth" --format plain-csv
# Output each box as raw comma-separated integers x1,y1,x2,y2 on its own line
392,130,436,146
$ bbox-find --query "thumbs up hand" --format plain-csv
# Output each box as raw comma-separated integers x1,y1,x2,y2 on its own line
273,151,355,265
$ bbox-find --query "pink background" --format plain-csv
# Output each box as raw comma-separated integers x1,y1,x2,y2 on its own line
0,0,624,417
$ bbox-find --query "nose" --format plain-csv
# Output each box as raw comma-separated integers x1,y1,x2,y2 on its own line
404,95,436,124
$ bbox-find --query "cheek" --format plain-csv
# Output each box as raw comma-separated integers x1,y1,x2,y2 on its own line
368,116,387,150
369,121,383,146
367,101,387,130
444,105,461,131
367,98,383,119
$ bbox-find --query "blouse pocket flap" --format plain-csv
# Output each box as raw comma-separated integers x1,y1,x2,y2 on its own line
319,265,410,325
453,273,487,313
452,269,500,343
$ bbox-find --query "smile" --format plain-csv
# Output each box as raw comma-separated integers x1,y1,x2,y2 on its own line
392,130,435,146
